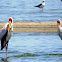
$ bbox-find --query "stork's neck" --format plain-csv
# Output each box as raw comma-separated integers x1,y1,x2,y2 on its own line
59,23,61,27
11,22,13,28
58,23,60,30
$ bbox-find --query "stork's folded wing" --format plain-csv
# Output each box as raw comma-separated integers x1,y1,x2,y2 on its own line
0,23,9,40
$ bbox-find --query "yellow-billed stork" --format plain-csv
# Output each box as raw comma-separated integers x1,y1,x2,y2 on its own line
0,17,13,58
57,19,62,40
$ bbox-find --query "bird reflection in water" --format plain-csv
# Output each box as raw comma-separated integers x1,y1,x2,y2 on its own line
1,58,11,62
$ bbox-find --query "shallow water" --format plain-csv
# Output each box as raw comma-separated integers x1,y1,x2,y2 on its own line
0,33,62,62
0,0,62,22
0,0,62,62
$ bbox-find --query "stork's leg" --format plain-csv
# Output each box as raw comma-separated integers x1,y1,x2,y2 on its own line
6,43,8,58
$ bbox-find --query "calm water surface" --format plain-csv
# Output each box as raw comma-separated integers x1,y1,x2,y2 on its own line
0,0,62,22
0,0,62,62
0,33,62,62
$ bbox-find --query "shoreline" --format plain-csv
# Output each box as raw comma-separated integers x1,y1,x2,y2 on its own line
0,22,58,33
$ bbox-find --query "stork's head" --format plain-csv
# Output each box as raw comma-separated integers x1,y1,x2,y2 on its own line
9,17,13,23
57,19,61,29
8,17,13,34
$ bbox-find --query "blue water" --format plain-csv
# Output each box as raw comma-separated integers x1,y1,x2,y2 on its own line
0,33,62,62
0,0,62,62
0,0,62,22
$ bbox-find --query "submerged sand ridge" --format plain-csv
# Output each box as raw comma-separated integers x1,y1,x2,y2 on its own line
0,22,58,33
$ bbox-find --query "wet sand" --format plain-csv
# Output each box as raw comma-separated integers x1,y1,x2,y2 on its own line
0,22,58,33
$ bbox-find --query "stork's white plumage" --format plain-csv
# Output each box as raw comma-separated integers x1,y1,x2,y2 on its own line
0,17,13,58
57,19,62,40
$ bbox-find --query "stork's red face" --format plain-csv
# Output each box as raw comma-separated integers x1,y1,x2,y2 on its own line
57,20,60,24
57,19,61,30
9,17,12,23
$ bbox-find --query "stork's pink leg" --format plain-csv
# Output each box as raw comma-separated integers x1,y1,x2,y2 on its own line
6,43,8,58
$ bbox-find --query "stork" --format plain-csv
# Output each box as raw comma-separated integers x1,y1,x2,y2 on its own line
57,19,62,40
0,17,13,58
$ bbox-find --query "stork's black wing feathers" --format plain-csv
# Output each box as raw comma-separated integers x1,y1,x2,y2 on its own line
0,23,9,40
1,30,8,50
